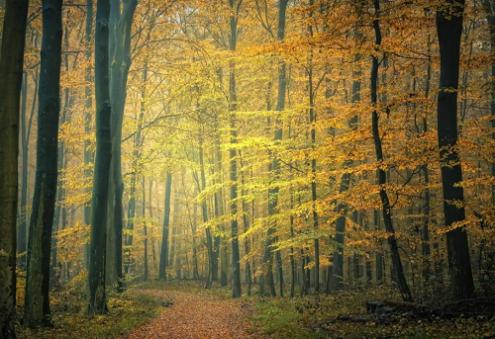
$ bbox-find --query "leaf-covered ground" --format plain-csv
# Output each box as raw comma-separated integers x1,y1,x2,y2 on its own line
252,290,495,339
15,282,495,338
17,288,168,339
124,288,264,339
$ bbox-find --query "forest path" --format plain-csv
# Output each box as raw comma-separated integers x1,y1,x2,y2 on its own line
124,289,264,339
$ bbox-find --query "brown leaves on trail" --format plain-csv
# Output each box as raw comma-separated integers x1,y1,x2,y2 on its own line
124,290,265,339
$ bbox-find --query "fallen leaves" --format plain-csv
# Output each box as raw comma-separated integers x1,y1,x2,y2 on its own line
124,289,265,339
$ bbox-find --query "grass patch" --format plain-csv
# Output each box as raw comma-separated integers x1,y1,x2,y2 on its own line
253,298,325,339
16,288,170,339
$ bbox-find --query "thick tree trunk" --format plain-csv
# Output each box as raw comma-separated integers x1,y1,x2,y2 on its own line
24,0,63,326
159,173,173,280
88,0,112,315
0,0,28,336
436,0,474,299
371,0,412,302
107,0,138,291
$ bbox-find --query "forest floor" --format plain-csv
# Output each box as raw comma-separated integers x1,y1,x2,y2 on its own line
16,279,495,338
124,287,264,339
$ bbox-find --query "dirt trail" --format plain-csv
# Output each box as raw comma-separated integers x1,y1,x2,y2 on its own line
124,290,265,339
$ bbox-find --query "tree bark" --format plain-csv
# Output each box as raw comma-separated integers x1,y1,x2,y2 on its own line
125,20,152,272
84,0,94,229
481,0,495,201
142,177,148,281
159,173,173,280
107,0,138,291
88,0,112,315
436,0,474,299
228,0,242,298
262,0,288,297
0,0,28,336
24,0,63,326
370,0,412,302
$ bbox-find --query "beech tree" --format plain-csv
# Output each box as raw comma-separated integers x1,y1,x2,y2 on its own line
436,0,474,298
24,0,63,326
0,0,29,336
88,0,112,315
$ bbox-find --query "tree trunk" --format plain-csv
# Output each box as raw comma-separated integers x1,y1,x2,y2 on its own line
24,0,63,326
18,72,30,271
125,34,150,273
107,0,138,291
420,34,433,288
197,130,215,288
228,0,242,298
0,0,28,336
142,177,148,281
88,0,112,315
84,0,94,228
83,0,94,270
262,0,288,297
159,173,173,280
370,0,412,302
306,0,320,293
436,0,474,299
239,153,253,295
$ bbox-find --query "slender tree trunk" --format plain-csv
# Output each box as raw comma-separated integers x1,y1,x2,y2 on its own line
25,0,63,325
239,153,253,295
197,130,215,288
374,210,384,284
436,0,474,299
306,0,320,293
261,0,288,297
88,0,112,315
228,0,242,298
83,0,94,270
420,34,433,287
159,173,173,280
190,187,200,280
148,180,158,277
20,67,39,271
370,0,412,302
211,138,222,284
18,72,29,270
481,0,495,201
125,41,149,273
84,0,94,228
0,0,28,336
142,177,148,281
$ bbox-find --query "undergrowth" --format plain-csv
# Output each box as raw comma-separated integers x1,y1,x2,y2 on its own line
252,288,495,338
16,272,171,339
